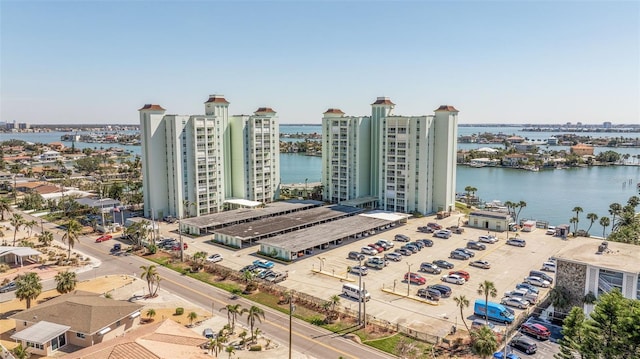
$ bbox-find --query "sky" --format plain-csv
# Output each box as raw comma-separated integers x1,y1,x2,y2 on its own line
1,1,638,125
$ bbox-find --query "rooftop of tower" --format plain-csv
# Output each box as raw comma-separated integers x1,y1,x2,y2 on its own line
435,105,459,112
138,104,165,111
323,108,345,115
255,107,276,113
372,97,395,105
204,94,230,104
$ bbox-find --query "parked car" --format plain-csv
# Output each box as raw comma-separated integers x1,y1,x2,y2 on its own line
446,225,464,234
524,276,551,288
420,262,442,274
202,328,216,339
501,297,530,309
427,222,442,230
377,239,394,250
258,270,275,279
170,242,188,251
433,259,454,269
265,271,288,283
239,264,257,273
515,282,539,294
492,352,521,359
253,259,275,269
546,226,556,235
520,322,551,340
404,272,426,285
163,215,177,223
427,284,452,298
433,230,452,239
506,238,527,247
466,241,486,250
478,235,498,244
365,256,388,269
417,288,441,301
469,260,491,269
407,241,424,250
541,261,556,272
417,226,434,233
0,282,17,293
416,239,434,247
384,252,402,262
395,248,412,256
504,288,538,304
394,234,411,242
510,335,538,354
162,241,179,250
448,270,470,281
95,234,113,243
471,319,496,331
351,266,369,276
449,250,470,260
368,243,384,253
455,248,475,257
441,274,465,285
206,254,223,263
401,244,419,253
348,251,366,261
361,246,378,256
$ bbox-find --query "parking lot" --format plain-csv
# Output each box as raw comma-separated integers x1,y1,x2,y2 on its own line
161,211,568,350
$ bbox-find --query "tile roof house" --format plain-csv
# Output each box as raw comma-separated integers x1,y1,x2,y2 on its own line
62,319,210,359
10,291,143,357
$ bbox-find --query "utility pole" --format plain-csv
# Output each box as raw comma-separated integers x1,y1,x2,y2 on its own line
178,216,184,262
362,282,367,329
289,291,295,359
358,258,363,325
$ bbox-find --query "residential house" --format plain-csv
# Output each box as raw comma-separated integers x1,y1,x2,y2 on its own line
570,143,595,156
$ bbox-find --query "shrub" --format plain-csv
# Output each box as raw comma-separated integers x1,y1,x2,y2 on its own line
249,345,262,351
175,307,184,315
0,263,9,273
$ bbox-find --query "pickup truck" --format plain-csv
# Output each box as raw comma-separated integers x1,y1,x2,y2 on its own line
265,271,288,283
446,225,464,234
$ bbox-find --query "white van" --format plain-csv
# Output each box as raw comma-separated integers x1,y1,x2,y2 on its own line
542,261,556,272
342,283,371,302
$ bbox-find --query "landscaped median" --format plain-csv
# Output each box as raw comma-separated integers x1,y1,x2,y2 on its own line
310,268,356,282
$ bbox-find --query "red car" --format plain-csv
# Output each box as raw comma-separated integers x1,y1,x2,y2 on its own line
449,270,470,281
95,234,113,243
427,222,442,230
368,244,384,253
520,322,551,340
404,272,426,285
171,242,188,250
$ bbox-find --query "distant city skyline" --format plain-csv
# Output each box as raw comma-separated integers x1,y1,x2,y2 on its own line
1,2,638,125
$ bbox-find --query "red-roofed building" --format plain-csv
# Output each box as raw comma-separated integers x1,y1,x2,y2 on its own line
435,105,459,112
138,104,166,111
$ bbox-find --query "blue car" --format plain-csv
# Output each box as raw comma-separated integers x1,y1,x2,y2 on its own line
493,352,521,359
253,259,275,269
515,282,540,294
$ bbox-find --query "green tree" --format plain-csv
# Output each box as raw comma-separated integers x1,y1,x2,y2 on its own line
38,230,54,247
470,326,498,358
0,198,11,221
584,289,625,358
208,336,224,356
187,311,198,326
11,343,30,359
572,206,583,233
477,280,497,325
515,200,527,223
146,308,156,322
599,216,610,239
241,305,265,343
15,272,42,309
585,213,598,235
55,270,77,294
220,304,242,333
125,220,149,248
608,203,622,228
61,219,82,260
10,213,25,246
453,294,470,332
140,264,161,297
555,307,587,359
225,345,235,359
548,286,571,317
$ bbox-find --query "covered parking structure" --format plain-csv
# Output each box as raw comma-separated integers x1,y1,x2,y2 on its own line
180,200,323,235
213,205,363,248
259,212,407,261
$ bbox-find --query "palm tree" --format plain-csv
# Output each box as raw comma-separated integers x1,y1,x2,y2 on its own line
15,272,42,309
548,286,571,317
599,216,611,238
191,251,207,271
241,305,265,343
145,308,156,322
10,213,24,246
208,337,224,356
140,264,161,297
627,195,640,209
0,199,11,221
38,230,54,247
571,206,583,233
515,200,527,223
453,295,470,331
55,270,77,294
569,217,578,234
24,220,37,238
477,280,497,325
225,345,235,359
471,326,498,358
61,219,82,260
11,343,30,359
608,203,622,228
503,201,515,218
585,213,598,235
187,311,198,326
220,304,242,333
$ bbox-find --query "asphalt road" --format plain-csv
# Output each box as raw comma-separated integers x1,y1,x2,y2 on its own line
5,212,396,359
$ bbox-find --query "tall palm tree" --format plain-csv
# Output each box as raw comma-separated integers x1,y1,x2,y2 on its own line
599,216,610,238
627,195,640,209
608,203,622,228
24,220,37,238
10,213,24,246
572,206,583,233
0,199,11,221
38,230,54,247
140,265,161,297
453,295,470,331
585,213,598,235
220,304,242,333
477,280,497,325
55,270,77,294
569,217,579,234
15,272,42,309
515,200,527,223
61,219,82,260
471,326,499,358
503,201,515,218
208,336,224,356
225,345,235,359
241,305,265,343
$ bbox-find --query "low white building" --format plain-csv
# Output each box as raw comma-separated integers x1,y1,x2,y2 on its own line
467,210,513,232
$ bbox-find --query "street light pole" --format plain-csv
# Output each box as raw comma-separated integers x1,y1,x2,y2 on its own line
407,262,412,296
289,291,295,359
358,258,363,325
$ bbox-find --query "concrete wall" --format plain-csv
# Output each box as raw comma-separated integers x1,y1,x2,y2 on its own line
555,259,588,310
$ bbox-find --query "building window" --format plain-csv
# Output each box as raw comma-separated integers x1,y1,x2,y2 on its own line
598,269,623,295
76,333,85,339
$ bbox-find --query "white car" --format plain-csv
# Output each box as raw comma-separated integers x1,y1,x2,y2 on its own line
206,254,223,263
478,235,498,243
351,265,369,276
542,261,556,272
469,260,491,269
361,246,378,256
524,276,551,288
441,274,465,285
501,297,530,309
